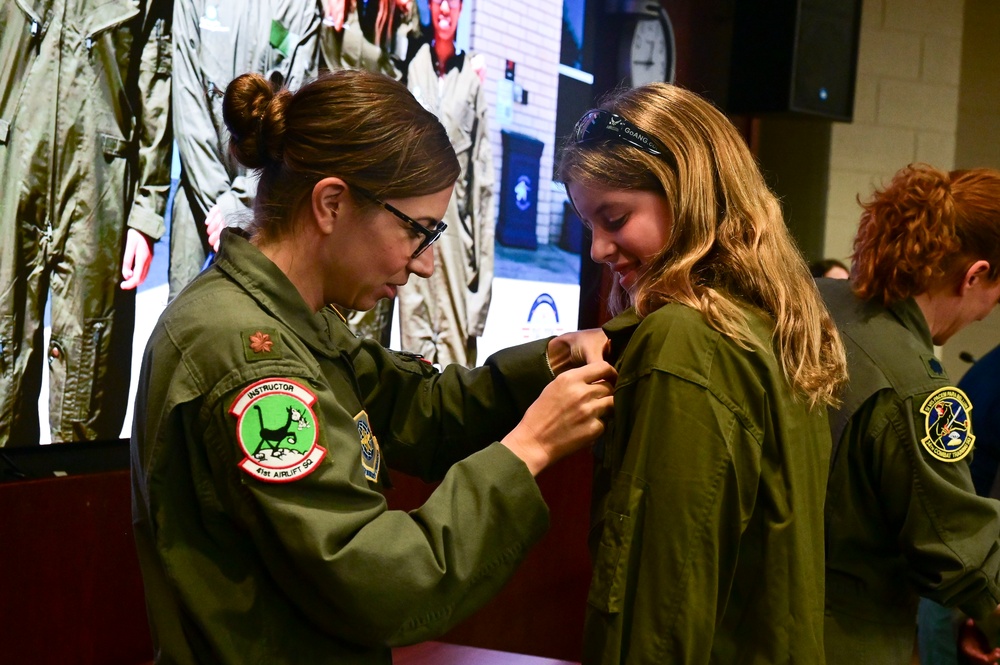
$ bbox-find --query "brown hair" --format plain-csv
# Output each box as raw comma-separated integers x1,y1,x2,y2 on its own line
223,69,459,242
852,163,1000,304
559,83,847,409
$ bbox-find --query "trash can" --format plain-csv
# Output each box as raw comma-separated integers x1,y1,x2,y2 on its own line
559,201,583,254
496,130,544,250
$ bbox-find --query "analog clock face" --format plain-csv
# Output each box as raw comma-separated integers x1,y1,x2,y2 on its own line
629,17,670,87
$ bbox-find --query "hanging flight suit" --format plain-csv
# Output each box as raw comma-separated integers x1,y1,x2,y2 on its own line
0,0,172,446
319,0,421,348
400,44,494,367
169,0,325,300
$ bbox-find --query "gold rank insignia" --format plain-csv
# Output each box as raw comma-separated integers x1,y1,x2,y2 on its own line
919,387,975,463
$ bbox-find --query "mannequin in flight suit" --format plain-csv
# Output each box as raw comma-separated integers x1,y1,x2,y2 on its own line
0,0,172,446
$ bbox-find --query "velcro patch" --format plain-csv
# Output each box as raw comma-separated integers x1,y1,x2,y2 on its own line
354,411,381,483
242,328,282,361
922,354,947,380
919,386,975,463
230,378,324,482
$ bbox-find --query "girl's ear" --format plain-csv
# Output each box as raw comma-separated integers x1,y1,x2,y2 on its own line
311,177,349,234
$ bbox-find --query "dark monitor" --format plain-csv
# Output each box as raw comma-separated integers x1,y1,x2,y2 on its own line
0,438,129,483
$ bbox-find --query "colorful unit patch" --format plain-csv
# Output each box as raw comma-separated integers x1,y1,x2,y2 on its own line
230,378,324,482
354,411,381,482
919,386,975,462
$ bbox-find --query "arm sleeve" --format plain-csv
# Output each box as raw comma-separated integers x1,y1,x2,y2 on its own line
126,1,172,240
204,341,553,646
353,337,553,481
171,0,248,219
879,395,1000,621
248,440,549,647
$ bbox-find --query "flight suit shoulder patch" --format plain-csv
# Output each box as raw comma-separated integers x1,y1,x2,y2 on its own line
921,354,947,380
918,386,975,463
242,328,283,362
229,378,325,482
354,410,381,483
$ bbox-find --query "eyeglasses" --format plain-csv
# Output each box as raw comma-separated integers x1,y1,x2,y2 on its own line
572,109,667,158
353,186,448,259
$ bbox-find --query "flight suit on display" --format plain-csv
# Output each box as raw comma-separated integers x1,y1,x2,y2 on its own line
400,44,494,367
820,279,1000,665
320,0,421,347
0,0,172,446
169,0,324,299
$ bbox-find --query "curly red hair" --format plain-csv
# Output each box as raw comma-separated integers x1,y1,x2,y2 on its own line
852,163,1000,304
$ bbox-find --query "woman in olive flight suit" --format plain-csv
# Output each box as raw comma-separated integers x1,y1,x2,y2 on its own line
131,69,615,664
820,164,1000,665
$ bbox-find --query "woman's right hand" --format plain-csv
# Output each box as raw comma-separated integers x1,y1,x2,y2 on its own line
502,361,616,476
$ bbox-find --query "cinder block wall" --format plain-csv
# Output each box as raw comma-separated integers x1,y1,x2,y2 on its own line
822,0,965,262
942,0,1000,377
469,0,563,246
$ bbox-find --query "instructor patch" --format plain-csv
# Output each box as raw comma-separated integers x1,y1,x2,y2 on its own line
919,387,975,462
230,378,325,482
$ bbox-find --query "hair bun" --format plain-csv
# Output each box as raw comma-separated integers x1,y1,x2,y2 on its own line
223,72,292,169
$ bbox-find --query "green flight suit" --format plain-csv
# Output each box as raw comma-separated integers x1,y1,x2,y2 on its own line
169,0,324,299
819,279,1000,665
0,0,172,446
132,228,553,664
584,304,832,664
400,45,495,367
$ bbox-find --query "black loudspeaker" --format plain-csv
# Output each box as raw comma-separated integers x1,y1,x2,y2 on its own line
726,0,862,121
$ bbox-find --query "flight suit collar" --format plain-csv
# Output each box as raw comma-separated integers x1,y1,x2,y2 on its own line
213,228,350,360
602,308,643,365
429,46,466,76
887,296,933,352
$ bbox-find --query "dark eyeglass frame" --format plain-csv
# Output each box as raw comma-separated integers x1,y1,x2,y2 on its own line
353,186,448,259
572,109,666,158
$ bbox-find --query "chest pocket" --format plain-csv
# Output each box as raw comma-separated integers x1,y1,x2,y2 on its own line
587,473,646,614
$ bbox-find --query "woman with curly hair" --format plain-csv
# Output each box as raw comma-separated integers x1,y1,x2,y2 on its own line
820,163,1000,665
559,84,847,663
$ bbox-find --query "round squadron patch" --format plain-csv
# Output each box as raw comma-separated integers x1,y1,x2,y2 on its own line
229,378,325,482
919,387,975,463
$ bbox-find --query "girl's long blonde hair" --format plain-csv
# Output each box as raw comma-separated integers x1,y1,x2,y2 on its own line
559,83,847,409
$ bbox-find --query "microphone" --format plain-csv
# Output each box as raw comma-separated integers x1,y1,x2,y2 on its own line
959,351,978,365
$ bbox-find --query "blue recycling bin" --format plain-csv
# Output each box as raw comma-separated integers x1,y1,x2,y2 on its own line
496,130,544,250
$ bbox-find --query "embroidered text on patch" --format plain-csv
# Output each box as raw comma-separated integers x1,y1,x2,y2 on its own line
230,378,325,482
354,411,381,482
919,386,975,463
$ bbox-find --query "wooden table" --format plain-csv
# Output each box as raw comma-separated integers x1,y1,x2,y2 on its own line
394,642,580,665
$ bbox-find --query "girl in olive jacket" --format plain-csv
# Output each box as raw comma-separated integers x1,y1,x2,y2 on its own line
559,86,847,663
